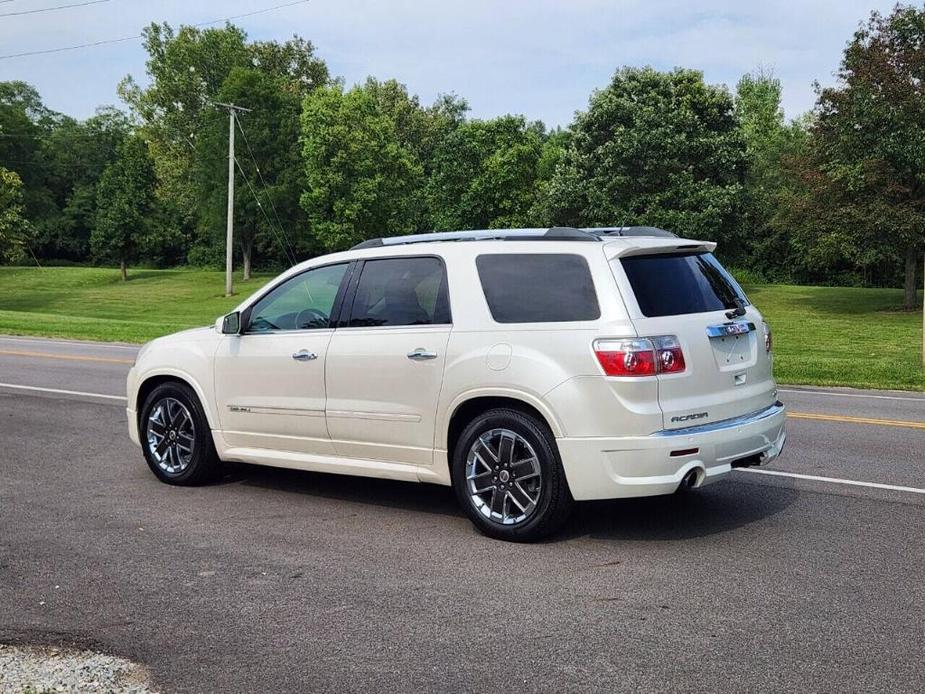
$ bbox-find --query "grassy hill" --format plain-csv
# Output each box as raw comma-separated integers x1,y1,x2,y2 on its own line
0,266,922,391
0,266,270,344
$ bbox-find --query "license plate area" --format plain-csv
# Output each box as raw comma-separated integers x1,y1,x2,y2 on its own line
707,321,757,370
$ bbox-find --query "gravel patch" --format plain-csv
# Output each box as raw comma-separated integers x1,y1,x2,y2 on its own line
0,644,157,693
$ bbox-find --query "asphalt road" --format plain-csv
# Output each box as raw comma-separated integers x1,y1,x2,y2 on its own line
1,335,923,693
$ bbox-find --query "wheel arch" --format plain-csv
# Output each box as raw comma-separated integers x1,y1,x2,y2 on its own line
135,370,216,429
443,391,563,466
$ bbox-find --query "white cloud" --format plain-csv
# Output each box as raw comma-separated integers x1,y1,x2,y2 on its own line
0,0,898,126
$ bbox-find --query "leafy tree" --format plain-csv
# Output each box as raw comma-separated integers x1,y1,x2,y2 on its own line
0,167,31,262
300,83,424,251
0,82,59,245
92,136,156,280
427,115,545,230
545,67,746,255
0,84,130,263
735,70,809,276
35,108,130,260
120,24,329,266
196,67,306,278
788,6,925,306
350,79,467,230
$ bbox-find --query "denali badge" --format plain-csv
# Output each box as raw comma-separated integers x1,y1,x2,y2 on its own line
671,412,709,423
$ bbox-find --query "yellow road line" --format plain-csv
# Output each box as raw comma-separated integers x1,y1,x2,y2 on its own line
788,411,925,430
0,349,133,365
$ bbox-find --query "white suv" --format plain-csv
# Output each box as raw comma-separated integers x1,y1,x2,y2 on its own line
127,227,786,541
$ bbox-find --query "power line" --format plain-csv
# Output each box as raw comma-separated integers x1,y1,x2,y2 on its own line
0,0,109,18
233,111,299,264
0,0,311,60
234,156,297,266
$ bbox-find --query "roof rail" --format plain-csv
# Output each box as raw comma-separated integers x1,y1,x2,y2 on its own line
349,225,674,249
590,226,677,238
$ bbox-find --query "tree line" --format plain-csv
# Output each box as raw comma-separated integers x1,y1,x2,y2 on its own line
0,5,922,306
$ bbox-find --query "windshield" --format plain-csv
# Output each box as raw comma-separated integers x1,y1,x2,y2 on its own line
619,252,748,318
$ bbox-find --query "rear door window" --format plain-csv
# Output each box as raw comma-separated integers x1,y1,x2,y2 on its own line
477,253,600,323
619,252,748,318
347,257,451,327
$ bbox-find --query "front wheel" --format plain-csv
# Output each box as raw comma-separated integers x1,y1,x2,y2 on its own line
139,382,219,485
451,408,573,542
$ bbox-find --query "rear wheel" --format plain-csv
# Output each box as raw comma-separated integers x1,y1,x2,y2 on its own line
451,408,573,542
139,382,219,485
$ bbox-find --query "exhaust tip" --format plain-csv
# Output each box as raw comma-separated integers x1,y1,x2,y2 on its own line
680,468,702,490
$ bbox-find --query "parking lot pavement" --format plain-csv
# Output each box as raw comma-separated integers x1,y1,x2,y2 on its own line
1,336,923,693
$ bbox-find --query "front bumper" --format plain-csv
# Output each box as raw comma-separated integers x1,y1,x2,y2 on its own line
556,402,786,501
126,365,140,446
127,407,140,446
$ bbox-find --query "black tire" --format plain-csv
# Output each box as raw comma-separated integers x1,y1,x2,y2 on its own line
451,408,573,542
139,381,220,486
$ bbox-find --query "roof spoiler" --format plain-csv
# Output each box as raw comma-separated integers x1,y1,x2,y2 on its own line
605,239,717,259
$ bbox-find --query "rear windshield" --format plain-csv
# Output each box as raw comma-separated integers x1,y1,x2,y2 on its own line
619,252,748,318
477,253,600,323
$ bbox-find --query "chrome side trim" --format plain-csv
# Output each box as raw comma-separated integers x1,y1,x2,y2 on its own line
654,402,785,437
326,410,423,423
227,405,324,418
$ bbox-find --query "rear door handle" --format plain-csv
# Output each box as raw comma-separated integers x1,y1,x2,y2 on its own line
292,350,317,362
407,348,437,361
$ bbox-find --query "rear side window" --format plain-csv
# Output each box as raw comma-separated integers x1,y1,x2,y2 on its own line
477,254,600,323
620,252,748,318
347,257,451,327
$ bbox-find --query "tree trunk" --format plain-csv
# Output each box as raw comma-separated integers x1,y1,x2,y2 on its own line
904,246,917,310
120,258,127,282
242,241,253,282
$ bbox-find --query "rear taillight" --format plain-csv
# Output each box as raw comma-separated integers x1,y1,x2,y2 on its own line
593,336,686,377
593,339,657,376
764,322,772,353
652,335,686,374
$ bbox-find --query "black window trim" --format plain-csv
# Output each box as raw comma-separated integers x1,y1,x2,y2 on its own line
337,253,453,329
476,251,602,324
240,260,357,335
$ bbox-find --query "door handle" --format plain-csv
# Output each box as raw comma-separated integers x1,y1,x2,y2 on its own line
292,350,318,362
407,348,437,361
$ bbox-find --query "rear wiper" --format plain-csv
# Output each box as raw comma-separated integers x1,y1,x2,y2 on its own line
725,297,746,319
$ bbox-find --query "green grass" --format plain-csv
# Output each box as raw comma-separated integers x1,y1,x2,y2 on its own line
0,266,922,391
743,283,924,391
0,266,271,343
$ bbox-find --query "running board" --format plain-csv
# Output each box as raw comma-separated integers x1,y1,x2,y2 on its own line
219,446,449,485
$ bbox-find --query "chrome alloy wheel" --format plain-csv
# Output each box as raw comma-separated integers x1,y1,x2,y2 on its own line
146,397,195,475
465,428,542,525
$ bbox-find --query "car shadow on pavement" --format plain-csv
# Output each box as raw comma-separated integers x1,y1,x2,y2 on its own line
562,482,799,542
219,462,462,518
219,463,798,542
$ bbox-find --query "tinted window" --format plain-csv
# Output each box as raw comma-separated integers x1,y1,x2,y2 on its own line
248,263,348,332
477,254,600,323
347,257,450,327
620,252,748,317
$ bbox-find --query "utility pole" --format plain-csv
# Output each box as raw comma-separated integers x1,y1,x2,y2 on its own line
214,102,252,297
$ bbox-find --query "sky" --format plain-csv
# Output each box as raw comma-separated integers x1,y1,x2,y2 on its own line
0,0,901,127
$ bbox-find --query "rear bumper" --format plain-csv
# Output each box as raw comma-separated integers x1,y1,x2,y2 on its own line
556,402,786,501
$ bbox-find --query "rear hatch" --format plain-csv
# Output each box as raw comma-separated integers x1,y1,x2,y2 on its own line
607,241,777,431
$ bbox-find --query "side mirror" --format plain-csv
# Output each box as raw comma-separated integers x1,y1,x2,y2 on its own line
221,311,241,335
